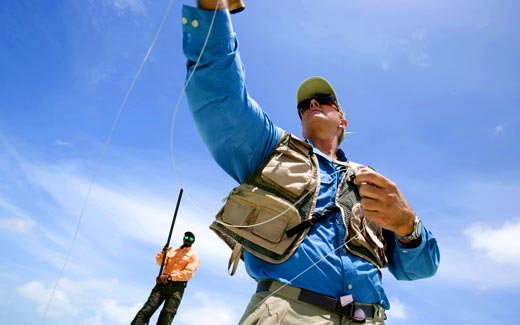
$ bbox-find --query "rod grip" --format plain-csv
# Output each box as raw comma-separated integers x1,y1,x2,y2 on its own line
228,0,245,14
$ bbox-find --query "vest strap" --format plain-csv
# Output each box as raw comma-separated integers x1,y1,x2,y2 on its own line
285,206,339,238
227,243,243,276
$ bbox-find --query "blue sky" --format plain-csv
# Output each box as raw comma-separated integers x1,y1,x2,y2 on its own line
1,0,519,324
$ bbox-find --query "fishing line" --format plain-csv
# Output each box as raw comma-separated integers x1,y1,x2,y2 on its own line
167,0,374,314
169,1,351,227
250,219,374,312
40,0,175,323
169,1,221,218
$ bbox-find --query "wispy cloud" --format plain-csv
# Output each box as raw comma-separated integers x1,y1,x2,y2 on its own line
464,219,520,265
16,277,245,325
380,28,430,70
437,217,520,290
110,0,146,15
429,174,520,290
0,217,35,233
494,125,505,136
53,139,73,147
16,277,140,323
386,297,408,320
409,50,430,68
178,290,241,325
1,134,232,271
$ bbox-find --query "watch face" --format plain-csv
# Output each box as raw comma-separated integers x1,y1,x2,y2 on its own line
410,218,422,240
398,217,422,241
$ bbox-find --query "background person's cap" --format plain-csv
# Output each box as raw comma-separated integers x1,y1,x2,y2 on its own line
184,231,195,240
296,76,341,110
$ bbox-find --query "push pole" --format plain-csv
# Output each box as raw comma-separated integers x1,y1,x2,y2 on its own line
158,187,184,276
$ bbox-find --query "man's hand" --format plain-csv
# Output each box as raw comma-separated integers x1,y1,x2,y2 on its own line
197,0,227,10
156,274,169,284
353,168,416,238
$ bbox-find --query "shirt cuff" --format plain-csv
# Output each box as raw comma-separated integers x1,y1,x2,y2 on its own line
182,5,235,61
395,225,427,253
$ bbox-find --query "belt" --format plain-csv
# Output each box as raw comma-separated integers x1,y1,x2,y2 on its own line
256,280,384,322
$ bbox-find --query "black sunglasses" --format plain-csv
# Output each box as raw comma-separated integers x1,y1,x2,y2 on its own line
297,94,337,117
183,235,195,242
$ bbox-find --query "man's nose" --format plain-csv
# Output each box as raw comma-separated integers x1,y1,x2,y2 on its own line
309,98,319,108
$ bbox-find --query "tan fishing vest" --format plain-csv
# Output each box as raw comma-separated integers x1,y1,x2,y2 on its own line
210,132,388,275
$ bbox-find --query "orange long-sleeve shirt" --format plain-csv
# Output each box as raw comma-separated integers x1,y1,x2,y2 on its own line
156,246,200,282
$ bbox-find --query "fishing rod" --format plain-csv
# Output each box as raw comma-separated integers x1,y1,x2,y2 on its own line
158,187,184,276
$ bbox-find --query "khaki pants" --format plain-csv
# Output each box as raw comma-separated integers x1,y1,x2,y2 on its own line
239,282,385,325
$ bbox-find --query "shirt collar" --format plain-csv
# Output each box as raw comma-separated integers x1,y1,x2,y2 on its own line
304,138,348,163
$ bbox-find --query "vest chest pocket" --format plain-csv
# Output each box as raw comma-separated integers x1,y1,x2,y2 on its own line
260,143,317,199
216,184,302,256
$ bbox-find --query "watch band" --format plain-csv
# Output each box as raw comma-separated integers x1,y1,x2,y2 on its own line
396,216,422,241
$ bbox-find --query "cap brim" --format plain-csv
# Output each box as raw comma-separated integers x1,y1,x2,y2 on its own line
296,76,339,106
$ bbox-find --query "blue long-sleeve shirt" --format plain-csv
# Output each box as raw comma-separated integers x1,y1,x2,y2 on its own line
182,5,439,309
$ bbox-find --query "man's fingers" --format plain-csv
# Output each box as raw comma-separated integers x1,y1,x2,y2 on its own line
354,168,393,190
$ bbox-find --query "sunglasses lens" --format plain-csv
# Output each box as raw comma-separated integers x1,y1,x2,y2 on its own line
318,96,333,105
297,95,336,114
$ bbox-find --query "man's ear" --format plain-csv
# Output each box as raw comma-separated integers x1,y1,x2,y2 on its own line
339,118,348,130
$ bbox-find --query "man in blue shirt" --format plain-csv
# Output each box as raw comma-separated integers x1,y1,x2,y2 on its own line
182,1,439,324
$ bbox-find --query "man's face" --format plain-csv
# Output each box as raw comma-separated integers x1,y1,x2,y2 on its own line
299,95,347,140
183,234,195,246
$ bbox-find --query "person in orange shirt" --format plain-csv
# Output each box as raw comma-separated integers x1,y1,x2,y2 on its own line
131,231,200,325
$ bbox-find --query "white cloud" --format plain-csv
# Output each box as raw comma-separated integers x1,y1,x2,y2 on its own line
0,217,35,233
0,152,232,280
411,28,426,41
380,59,391,71
17,280,80,316
409,50,430,68
464,219,520,265
386,297,408,320
16,277,246,325
111,0,146,15
178,290,240,325
494,125,505,136
85,64,115,90
376,27,431,71
16,277,140,324
53,139,72,147
100,299,143,324
436,218,520,290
